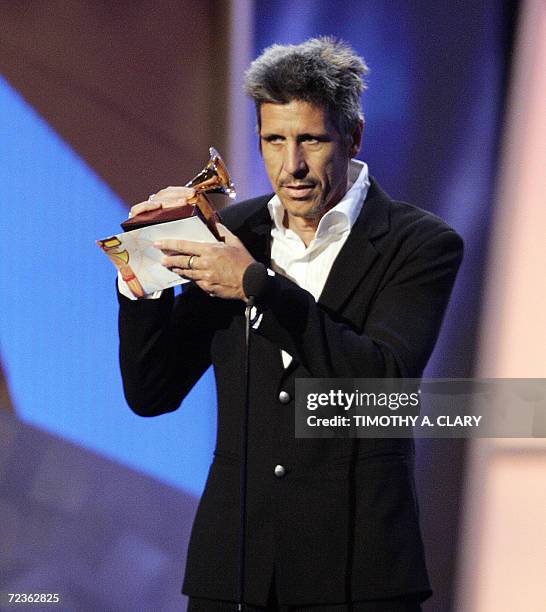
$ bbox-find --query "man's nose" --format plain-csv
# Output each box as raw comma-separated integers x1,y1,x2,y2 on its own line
283,143,308,177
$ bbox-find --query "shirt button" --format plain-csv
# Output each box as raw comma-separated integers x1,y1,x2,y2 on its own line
274,464,286,478
278,391,291,404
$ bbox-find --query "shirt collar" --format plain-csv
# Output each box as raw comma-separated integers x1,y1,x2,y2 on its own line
267,160,370,239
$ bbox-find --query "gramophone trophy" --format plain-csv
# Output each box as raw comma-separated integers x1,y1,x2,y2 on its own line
120,147,236,241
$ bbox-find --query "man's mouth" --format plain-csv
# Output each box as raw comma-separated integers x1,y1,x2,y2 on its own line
282,184,316,198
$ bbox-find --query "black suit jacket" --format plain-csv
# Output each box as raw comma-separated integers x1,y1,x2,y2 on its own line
118,179,463,606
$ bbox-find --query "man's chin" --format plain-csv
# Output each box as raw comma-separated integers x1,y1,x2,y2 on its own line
283,204,319,220
278,196,320,217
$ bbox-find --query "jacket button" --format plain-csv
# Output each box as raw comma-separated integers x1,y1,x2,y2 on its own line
278,391,291,404
274,464,286,478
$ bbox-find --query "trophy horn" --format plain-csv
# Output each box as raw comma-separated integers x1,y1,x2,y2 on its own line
120,147,235,237
183,147,236,241
185,147,236,199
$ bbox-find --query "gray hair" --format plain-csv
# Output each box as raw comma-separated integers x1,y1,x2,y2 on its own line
244,37,369,138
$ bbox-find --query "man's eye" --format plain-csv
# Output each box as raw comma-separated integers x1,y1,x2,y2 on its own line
302,137,322,146
263,136,283,144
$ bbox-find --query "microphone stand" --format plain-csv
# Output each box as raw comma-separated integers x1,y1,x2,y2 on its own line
237,263,268,611
236,298,254,611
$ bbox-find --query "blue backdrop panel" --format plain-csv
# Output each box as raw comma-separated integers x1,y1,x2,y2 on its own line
248,0,424,197
0,76,215,496
250,2,507,609
251,0,505,378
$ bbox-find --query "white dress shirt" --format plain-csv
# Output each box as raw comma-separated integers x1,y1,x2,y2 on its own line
268,159,370,301
268,159,370,366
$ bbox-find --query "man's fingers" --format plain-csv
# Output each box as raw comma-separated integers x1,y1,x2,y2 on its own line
162,254,200,270
154,239,209,255
163,263,213,285
153,186,195,200
163,261,216,287
130,198,192,219
129,186,196,219
164,264,221,298
129,200,162,218
161,198,191,209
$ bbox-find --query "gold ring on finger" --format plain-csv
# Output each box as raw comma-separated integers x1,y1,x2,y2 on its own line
188,255,197,270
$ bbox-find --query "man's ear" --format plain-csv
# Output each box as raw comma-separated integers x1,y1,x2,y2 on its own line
349,119,364,157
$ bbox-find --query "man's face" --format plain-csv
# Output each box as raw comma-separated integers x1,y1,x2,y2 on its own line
259,99,361,224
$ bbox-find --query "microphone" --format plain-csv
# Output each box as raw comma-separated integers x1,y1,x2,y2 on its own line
242,262,269,305
238,261,269,609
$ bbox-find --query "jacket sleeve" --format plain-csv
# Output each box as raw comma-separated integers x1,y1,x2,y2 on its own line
254,228,463,378
118,283,222,416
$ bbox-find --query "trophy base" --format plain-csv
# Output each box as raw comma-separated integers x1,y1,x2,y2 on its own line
120,205,195,231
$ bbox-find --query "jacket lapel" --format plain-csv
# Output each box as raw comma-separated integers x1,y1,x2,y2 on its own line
239,200,273,265
318,178,391,314
237,180,392,317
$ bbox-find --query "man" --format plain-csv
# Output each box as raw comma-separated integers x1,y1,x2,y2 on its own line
118,38,463,611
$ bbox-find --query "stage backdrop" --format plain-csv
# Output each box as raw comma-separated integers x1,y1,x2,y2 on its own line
0,1,513,610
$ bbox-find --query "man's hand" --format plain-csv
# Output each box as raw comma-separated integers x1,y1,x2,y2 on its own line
129,186,195,218
154,224,255,301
